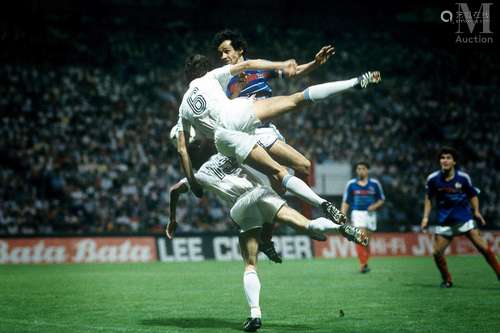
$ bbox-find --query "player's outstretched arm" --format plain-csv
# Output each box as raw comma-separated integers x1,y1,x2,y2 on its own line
167,180,190,239
470,196,486,226
421,195,432,230
177,128,203,197
230,59,297,77
295,45,335,77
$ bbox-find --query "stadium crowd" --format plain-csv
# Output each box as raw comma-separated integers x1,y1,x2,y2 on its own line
1,22,498,235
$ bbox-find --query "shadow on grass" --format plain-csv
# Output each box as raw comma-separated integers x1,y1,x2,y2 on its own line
141,317,315,331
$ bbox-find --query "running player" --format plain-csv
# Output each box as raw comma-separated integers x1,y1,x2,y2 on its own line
167,151,368,332
421,147,500,287
341,161,385,273
213,29,334,179
177,54,380,226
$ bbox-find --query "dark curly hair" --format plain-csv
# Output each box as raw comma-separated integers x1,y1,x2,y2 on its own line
438,146,459,163
355,161,370,169
213,29,248,52
184,54,211,82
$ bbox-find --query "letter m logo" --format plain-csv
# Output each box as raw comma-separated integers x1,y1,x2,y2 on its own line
456,3,493,34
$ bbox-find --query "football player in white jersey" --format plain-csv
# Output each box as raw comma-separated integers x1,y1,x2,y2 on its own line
167,148,368,332
177,54,380,227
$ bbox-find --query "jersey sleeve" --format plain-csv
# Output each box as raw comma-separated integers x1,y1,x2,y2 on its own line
179,177,189,189
374,180,385,201
425,177,436,198
205,65,232,89
342,182,353,204
195,161,221,190
461,173,479,198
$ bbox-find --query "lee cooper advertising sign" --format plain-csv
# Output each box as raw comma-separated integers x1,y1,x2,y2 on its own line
156,235,313,262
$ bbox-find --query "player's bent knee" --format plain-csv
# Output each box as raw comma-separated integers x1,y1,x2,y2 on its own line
267,166,288,184
275,166,289,181
295,159,311,177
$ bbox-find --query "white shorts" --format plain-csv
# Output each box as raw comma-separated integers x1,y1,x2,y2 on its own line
351,210,377,231
434,220,476,237
220,97,261,133
214,127,259,164
255,124,285,149
230,187,286,232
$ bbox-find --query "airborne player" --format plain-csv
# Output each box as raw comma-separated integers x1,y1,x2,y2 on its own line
176,54,380,227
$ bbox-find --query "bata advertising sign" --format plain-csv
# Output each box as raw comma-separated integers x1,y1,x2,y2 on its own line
313,232,500,258
0,237,157,264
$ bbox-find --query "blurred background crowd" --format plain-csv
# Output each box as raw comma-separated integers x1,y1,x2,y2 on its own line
1,1,498,235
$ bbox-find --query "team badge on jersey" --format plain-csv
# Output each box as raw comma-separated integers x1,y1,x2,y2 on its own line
455,182,462,189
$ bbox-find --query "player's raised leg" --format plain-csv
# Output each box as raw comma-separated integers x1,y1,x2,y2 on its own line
466,229,500,280
251,72,381,123
432,235,453,288
268,140,311,178
239,228,263,332
273,205,368,246
244,144,346,224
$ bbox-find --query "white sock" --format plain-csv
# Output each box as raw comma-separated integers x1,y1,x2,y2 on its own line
243,269,261,318
308,217,341,232
304,78,359,102
282,175,326,207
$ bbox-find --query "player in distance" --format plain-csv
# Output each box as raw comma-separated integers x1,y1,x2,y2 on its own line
421,147,500,288
341,161,385,273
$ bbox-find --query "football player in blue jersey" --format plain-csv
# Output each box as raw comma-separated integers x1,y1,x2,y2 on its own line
341,161,385,273
213,29,334,183
421,147,500,288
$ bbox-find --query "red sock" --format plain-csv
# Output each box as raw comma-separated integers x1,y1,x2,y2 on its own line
480,246,500,277
356,244,368,268
433,254,452,283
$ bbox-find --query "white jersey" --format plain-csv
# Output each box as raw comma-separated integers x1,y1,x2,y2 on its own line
183,154,269,205
177,65,233,139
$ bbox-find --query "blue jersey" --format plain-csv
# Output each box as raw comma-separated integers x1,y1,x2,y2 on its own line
226,68,283,99
426,169,478,225
343,178,385,211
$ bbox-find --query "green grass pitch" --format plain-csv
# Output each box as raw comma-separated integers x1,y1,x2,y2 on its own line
1,256,499,333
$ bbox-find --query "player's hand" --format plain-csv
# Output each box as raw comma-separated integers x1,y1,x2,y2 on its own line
420,217,429,231
166,220,178,239
314,45,335,65
474,211,486,226
283,59,297,78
